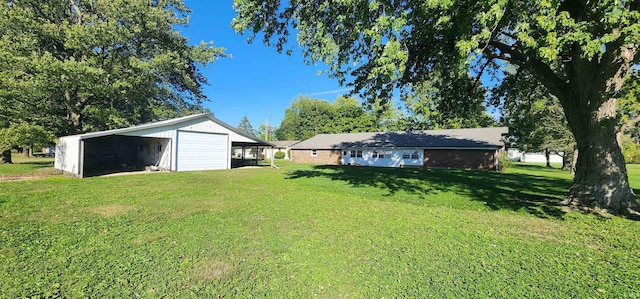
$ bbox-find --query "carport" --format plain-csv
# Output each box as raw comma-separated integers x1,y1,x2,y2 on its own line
55,113,274,177
82,135,171,177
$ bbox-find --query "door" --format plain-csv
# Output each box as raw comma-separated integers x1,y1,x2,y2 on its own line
176,131,228,171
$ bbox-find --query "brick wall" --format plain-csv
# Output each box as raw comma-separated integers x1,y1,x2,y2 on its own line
291,149,341,165
423,149,497,170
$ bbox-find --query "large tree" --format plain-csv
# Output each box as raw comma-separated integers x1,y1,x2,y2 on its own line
275,95,391,140
275,96,335,140
0,0,224,136
232,0,640,217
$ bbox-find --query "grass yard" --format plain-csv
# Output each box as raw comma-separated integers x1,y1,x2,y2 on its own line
0,154,55,177
1,161,639,298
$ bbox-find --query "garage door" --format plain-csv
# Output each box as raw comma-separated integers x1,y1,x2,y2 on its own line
177,131,228,171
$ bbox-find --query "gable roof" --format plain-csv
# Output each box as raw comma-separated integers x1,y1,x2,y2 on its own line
291,127,508,150
62,113,274,146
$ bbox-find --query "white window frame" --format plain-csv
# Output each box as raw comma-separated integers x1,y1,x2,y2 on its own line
411,151,420,159
311,149,317,156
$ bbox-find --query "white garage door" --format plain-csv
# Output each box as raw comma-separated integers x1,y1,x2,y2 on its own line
177,131,228,171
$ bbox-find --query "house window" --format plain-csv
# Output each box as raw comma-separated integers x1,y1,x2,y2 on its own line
385,151,392,159
372,150,379,158
411,151,420,159
157,144,162,152
311,149,317,156
349,150,362,158
343,151,348,156
402,152,410,159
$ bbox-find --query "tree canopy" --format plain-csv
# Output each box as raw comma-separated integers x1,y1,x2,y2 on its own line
232,0,640,216
274,95,404,140
0,0,225,136
237,116,258,136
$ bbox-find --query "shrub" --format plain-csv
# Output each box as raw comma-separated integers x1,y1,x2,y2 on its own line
274,151,286,159
622,136,640,164
498,151,512,172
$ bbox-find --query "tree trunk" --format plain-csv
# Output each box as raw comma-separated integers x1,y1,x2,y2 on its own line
570,148,578,175
563,98,639,216
1,149,12,164
561,150,571,170
545,148,551,168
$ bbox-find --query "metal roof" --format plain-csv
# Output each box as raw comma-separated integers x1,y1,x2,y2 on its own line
62,113,274,147
291,127,508,150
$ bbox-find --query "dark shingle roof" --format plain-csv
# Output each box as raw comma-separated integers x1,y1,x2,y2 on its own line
291,127,508,150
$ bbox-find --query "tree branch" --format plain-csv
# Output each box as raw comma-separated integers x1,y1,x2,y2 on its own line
488,40,568,101
69,0,82,24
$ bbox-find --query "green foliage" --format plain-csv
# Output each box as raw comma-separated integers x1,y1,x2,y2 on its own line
618,70,640,164
495,70,574,155
257,124,276,141
622,135,640,164
402,74,498,130
1,163,640,297
498,151,512,172
0,0,225,135
274,151,286,159
275,96,334,140
237,116,257,136
275,95,395,140
0,123,54,152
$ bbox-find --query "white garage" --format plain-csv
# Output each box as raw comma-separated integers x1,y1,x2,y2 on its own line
54,113,272,177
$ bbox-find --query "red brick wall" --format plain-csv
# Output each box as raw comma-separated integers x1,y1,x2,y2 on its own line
291,149,341,165
423,149,497,170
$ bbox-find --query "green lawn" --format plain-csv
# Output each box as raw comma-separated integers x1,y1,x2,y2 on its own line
0,153,55,176
1,162,639,298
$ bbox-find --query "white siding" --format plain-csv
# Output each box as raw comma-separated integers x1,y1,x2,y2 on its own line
54,136,81,175
508,149,563,163
341,148,423,167
522,152,563,163
176,131,228,171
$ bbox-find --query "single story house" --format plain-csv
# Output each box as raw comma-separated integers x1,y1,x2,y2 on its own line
263,140,300,160
54,113,273,177
290,127,508,170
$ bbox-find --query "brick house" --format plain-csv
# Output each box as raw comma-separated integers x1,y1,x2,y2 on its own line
290,127,508,170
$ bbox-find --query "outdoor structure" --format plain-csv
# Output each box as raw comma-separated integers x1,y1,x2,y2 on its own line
263,140,300,160
290,127,508,170
55,113,273,177
507,149,564,163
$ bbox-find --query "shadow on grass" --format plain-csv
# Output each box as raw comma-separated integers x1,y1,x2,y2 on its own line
16,161,54,166
287,165,572,220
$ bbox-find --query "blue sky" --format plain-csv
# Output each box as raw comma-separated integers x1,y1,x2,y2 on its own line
181,1,350,130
